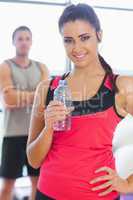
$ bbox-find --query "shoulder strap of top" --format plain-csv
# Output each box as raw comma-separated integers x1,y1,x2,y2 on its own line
4,59,12,66
113,74,119,93
104,73,118,91
45,72,70,106
50,72,70,90
50,76,62,90
34,61,42,70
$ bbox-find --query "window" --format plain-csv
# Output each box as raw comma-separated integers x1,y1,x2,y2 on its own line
72,0,133,75
0,2,66,75
15,0,69,4
95,7,133,75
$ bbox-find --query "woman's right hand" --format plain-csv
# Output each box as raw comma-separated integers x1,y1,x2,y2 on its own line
44,100,72,130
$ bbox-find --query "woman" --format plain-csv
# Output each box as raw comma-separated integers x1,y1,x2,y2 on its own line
27,4,133,200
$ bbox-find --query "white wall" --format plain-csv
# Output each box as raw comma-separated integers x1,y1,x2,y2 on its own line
0,2,66,75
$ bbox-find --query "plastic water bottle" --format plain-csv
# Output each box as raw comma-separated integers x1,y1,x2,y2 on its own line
53,79,72,131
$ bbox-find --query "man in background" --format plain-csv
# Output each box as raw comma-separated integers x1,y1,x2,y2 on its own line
0,26,49,200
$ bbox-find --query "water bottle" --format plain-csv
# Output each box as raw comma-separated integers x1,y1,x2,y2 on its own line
53,79,72,131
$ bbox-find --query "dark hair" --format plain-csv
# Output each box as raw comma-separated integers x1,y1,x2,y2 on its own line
12,26,32,41
59,4,115,86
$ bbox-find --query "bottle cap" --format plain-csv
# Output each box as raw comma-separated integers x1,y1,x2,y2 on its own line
59,80,67,86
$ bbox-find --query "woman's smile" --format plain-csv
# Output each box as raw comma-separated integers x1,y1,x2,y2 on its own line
72,52,88,61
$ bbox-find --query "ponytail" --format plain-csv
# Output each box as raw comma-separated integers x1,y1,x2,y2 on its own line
98,54,115,85
98,54,113,75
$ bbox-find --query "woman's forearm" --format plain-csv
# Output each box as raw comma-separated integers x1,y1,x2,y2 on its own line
27,127,53,169
127,174,133,193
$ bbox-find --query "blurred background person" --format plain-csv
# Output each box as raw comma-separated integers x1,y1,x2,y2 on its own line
0,26,49,200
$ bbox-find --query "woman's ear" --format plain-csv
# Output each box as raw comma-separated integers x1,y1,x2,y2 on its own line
97,30,103,43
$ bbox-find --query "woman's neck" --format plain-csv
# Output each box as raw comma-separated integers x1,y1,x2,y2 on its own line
72,59,105,78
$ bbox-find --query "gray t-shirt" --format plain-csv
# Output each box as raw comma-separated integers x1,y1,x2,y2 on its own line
3,59,42,137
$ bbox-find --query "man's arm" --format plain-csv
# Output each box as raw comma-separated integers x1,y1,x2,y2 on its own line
0,62,49,109
39,62,50,81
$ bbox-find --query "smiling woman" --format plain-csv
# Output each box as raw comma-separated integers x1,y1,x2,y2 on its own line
26,3,133,200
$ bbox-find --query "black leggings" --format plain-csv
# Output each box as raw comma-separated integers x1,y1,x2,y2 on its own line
35,190,120,200
35,190,55,200
115,197,120,200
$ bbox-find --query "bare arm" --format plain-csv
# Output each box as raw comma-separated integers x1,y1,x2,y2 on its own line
126,174,133,192
115,75,133,192
26,80,53,169
115,75,133,116
0,62,49,109
26,80,69,168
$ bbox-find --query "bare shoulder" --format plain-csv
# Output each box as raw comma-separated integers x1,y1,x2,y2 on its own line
35,61,50,79
0,61,11,73
36,61,49,72
38,62,48,69
116,75,133,93
115,75,133,116
0,61,13,89
38,62,47,68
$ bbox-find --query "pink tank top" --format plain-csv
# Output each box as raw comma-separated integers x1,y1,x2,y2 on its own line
37,73,122,200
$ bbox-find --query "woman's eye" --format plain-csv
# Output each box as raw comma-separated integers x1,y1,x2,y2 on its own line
64,38,73,44
18,38,23,41
81,36,90,42
26,37,30,41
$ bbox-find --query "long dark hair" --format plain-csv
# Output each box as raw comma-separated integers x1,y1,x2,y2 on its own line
59,4,114,84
